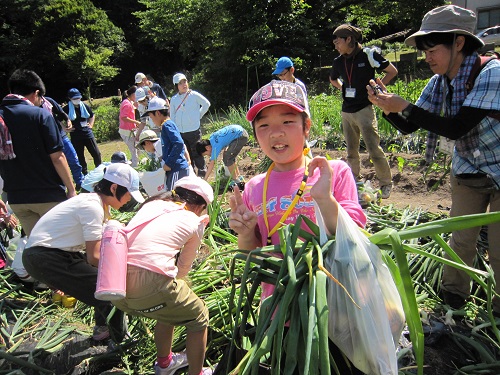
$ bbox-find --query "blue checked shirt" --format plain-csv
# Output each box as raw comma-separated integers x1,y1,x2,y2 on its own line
416,55,500,188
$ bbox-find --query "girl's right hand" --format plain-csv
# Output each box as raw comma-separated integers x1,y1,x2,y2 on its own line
229,186,257,237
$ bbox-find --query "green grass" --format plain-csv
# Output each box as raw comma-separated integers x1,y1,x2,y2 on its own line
84,140,132,171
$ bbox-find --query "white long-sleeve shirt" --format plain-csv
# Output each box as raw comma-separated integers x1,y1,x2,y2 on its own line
170,90,210,133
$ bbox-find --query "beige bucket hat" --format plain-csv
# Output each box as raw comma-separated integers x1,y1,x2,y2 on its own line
405,5,484,48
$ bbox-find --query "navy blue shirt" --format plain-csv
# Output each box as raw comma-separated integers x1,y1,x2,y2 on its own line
0,96,67,204
63,102,95,141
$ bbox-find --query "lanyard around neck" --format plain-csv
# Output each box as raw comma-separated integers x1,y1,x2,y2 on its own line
344,57,354,87
262,148,310,245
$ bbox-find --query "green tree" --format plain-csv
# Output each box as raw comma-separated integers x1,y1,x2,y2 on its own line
59,39,119,99
38,0,126,98
134,0,446,108
0,0,44,94
136,0,222,63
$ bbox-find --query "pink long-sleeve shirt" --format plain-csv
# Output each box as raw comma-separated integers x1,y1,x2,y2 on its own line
243,159,366,299
119,99,137,131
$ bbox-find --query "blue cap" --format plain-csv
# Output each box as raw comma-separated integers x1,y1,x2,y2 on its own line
272,57,293,75
67,88,82,99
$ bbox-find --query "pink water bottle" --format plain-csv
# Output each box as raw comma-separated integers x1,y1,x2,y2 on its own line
95,220,128,301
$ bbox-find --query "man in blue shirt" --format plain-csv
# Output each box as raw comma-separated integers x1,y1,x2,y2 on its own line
368,5,500,313
196,124,248,184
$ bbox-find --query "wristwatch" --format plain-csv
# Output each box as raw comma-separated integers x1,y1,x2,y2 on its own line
400,103,414,120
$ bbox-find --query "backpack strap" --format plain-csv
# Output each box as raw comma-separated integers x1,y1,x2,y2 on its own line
0,114,16,160
122,204,184,233
465,55,500,121
465,55,496,92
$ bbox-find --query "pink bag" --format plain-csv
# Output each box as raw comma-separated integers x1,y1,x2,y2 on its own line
95,207,180,301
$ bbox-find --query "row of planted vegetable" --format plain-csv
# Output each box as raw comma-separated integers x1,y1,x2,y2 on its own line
1,196,500,374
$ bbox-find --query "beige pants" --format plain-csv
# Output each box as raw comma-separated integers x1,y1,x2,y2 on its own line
442,174,500,312
341,105,392,186
10,201,61,237
113,266,208,331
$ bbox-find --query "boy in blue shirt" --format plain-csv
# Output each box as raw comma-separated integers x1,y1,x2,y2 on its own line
196,124,248,185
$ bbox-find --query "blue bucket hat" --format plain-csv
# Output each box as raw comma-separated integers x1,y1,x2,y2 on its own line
272,57,294,75
67,88,82,99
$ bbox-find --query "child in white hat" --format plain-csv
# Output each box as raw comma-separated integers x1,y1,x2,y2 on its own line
112,175,214,375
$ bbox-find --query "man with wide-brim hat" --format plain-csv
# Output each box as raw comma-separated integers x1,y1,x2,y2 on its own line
366,5,500,315
404,5,484,50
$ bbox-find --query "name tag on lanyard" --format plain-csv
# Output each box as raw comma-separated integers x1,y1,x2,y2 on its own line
345,88,356,98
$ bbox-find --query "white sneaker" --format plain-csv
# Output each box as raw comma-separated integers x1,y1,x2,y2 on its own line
201,367,213,375
154,351,188,375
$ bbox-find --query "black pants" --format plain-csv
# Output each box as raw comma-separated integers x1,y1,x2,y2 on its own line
71,137,102,175
181,129,206,177
23,246,124,336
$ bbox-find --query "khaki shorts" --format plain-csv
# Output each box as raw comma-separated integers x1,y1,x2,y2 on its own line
112,266,208,331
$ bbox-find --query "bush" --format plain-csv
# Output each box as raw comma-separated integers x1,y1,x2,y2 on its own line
92,103,120,142
202,78,431,155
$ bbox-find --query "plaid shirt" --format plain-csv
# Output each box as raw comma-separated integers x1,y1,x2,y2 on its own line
417,54,500,187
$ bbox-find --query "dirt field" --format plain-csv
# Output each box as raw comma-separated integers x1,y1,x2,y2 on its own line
235,146,452,215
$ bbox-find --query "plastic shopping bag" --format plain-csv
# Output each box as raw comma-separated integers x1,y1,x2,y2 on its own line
322,204,405,375
139,168,165,197
12,236,34,282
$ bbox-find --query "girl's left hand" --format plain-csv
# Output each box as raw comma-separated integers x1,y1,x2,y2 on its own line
308,156,333,201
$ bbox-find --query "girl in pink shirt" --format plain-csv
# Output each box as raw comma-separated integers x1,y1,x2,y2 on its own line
112,176,214,375
229,80,366,263
119,86,141,167
228,80,366,375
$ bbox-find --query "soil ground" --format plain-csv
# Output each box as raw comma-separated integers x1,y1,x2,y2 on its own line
236,146,453,215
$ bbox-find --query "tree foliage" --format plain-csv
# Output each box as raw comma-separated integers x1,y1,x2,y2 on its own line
1,0,446,105
59,39,119,99
39,0,126,98
0,0,126,100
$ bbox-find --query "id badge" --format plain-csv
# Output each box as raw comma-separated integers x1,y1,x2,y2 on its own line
345,88,356,98
439,136,455,155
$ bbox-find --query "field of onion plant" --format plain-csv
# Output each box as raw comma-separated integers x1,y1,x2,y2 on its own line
2,199,500,374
